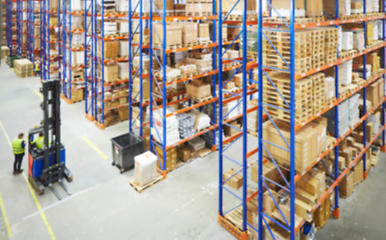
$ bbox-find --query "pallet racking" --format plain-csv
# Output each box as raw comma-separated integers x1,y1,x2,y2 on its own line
60,0,86,104
218,0,386,239
39,0,60,81
26,0,40,64
146,1,218,177
126,0,220,177
6,0,16,56
2,0,6,47
16,0,26,57
84,0,94,121
89,0,132,129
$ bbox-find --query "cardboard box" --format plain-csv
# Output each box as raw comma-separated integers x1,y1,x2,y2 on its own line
186,80,211,100
98,41,119,59
223,168,243,190
198,23,210,42
306,0,323,16
296,188,317,207
263,119,320,173
295,198,313,222
367,22,374,46
118,106,129,121
223,120,240,137
367,52,378,74
339,171,354,198
338,156,345,170
153,24,182,47
353,160,364,185
133,77,150,100
154,0,173,14
313,200,325,227
175,22,198,44
103,64,119,83
178,146,191,162
339,148,353,166
263,190,278,213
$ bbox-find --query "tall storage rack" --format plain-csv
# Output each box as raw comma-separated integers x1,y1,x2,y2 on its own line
218,1,386,239
145,1,218,177
2,1,5,46
84,0,94,121
26,0,40,64
6,0,16,56
217,0,260,238
91,0,132,130
16,0,26,57
40,0,60,81
127,0,220,176
60,0,86,104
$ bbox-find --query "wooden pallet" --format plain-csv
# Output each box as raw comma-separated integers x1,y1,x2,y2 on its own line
187,94,213,103
198,148,212,158
129,174,164,193
263,16,313,24
181,42,199,48
339,50,357,59
187,12,213,17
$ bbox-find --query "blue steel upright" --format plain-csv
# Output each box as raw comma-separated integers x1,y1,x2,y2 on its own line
84,0,95,121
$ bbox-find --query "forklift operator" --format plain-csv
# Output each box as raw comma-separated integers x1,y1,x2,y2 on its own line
35,133,45,149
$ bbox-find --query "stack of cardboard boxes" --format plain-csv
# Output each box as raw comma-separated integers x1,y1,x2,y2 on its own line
186,80,212,101
14,59,34,78
154,145,178,172
263,117,327,173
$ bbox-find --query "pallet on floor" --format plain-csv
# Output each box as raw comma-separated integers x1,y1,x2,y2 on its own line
129,174,164,193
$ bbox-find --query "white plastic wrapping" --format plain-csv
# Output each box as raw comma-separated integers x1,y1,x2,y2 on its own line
134,151,158,187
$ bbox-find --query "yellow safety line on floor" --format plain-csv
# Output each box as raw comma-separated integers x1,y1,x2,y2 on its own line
81,136,109,160
0,120,56,240
0,192,12,238
0,121,11,147
22,173,56,240
33,90,43,99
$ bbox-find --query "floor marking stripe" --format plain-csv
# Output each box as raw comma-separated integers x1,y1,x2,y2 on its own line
0,121,11,147
0,120,56,240
0,192,12,238
82,136,109,160
33,90,43,99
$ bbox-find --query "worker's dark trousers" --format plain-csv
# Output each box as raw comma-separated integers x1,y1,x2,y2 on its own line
13,153,24,172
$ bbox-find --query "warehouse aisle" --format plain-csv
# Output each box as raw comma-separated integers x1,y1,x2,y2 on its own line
0,60,385,239
0,60,233,240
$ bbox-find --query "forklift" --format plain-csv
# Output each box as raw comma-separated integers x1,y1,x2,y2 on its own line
28,79,73,200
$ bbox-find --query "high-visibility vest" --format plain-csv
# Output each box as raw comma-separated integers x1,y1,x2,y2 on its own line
12,139,25,154
35,64,40,71
36,136,44,149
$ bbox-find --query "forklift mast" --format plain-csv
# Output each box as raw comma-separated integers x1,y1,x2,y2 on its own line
42,79,61,170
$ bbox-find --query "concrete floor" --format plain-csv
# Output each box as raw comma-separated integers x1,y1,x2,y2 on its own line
0,60,385,240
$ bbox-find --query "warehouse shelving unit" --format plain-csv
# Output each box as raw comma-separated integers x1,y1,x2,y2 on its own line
6,0,16,56
26,0,40,64
39,0,60,80
128,0,146,137
217,0,261,238
137,1,219,177
91,0,131,129
217,1,386,239
60,0,86,103
16,0,26,57
84,0,94,121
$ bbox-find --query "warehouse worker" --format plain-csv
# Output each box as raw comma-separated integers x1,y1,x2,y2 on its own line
35,62,40,77
35,132,45,150
12,133,25,174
